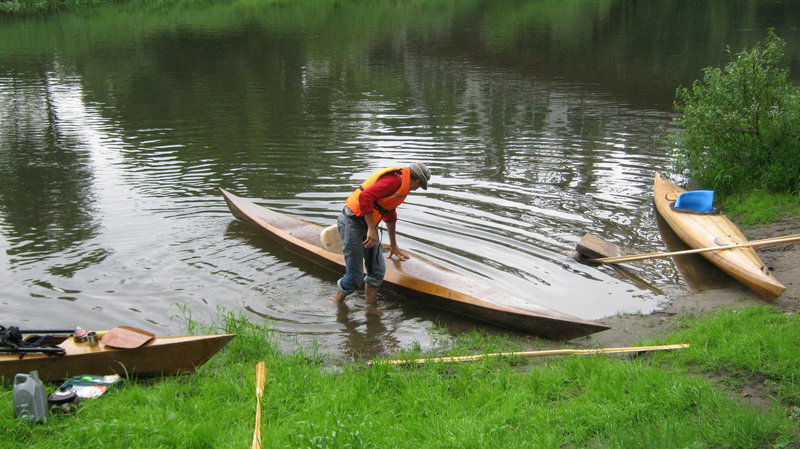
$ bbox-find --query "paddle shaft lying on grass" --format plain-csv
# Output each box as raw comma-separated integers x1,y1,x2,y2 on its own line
252,361,267,449
578,233,800,264
372,344,690,365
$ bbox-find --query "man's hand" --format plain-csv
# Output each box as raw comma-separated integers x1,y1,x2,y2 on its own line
363,227,378,248
387,245,410,261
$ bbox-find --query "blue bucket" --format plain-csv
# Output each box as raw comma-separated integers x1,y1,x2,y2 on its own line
674,190,714,213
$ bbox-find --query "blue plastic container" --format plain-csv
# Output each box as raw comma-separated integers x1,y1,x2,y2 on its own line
675,190,715,213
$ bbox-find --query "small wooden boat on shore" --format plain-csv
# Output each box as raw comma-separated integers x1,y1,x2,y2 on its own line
653,173,785,300
0,332,235,382
220,188,609,340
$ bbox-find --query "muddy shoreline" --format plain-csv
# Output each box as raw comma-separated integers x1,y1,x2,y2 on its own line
585,217,800,348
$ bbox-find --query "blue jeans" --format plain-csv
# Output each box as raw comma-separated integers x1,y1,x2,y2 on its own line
336,209,385,297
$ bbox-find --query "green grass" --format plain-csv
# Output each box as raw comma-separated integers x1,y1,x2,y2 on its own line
719,190,800,227
2,308,799,448
651,306,800,407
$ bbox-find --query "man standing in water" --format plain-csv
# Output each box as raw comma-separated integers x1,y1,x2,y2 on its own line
333,162,432,304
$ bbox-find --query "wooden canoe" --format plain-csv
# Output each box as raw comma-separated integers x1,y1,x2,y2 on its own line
0,333,235,382
653,173,785,300
220,188,609,340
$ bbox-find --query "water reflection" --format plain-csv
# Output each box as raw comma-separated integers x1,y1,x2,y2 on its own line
0,74,98,269
334,302,395,360
654,209,735,293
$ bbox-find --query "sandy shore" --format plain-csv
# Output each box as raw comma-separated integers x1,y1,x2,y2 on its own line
585,216,800,347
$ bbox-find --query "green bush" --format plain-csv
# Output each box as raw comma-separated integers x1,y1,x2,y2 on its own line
672,29,800,196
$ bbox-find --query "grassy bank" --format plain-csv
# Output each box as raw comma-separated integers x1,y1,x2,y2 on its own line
2,308,798,448
719,191,800,227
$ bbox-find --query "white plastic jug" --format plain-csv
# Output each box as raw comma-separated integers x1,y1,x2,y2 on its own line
13,370,48,423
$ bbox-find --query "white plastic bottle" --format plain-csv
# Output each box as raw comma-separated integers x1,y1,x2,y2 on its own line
13,370,48,423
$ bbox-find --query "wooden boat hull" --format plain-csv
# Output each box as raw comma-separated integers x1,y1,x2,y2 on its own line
0,334,235,382
653,173,785,300
221,188,609,340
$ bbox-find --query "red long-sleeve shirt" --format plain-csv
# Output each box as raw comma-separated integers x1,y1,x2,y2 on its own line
358,171,401,223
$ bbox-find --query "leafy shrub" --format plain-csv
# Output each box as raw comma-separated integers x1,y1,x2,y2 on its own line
672,29,800,196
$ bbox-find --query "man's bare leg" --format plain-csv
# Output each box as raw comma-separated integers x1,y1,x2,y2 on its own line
365,283,379,304
332,289,346,303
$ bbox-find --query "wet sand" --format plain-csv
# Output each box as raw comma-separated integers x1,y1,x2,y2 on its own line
586,216,800,347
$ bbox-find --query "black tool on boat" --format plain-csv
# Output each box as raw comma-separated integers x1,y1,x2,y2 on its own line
0,347,66,355
1,325,67,358
16,329,75,334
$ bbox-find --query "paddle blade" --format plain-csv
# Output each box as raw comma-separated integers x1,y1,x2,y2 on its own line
575,233,622,260
101,326,155,349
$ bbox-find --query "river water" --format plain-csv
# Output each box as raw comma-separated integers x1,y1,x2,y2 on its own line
1,0,799,355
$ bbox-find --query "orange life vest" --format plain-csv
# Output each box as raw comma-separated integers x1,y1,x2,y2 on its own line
345,167,411,224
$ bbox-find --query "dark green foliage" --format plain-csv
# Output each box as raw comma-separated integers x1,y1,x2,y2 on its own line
673,30,800,195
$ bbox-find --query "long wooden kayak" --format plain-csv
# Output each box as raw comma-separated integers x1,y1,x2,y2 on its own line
653,173,785,300
0,333,235,382
220,188,609,340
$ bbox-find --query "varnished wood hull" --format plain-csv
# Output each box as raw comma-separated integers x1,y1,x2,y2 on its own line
221,188,608,340
653,173,785,300
0,334,235,382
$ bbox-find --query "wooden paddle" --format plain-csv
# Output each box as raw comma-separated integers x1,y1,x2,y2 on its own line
252,361,267,449
577,233,800,265
371,344,689,365
100,326,155,349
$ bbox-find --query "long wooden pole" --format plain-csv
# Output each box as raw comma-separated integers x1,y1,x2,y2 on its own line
371,344,689,365
592,234,800,264
252,362,267,449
